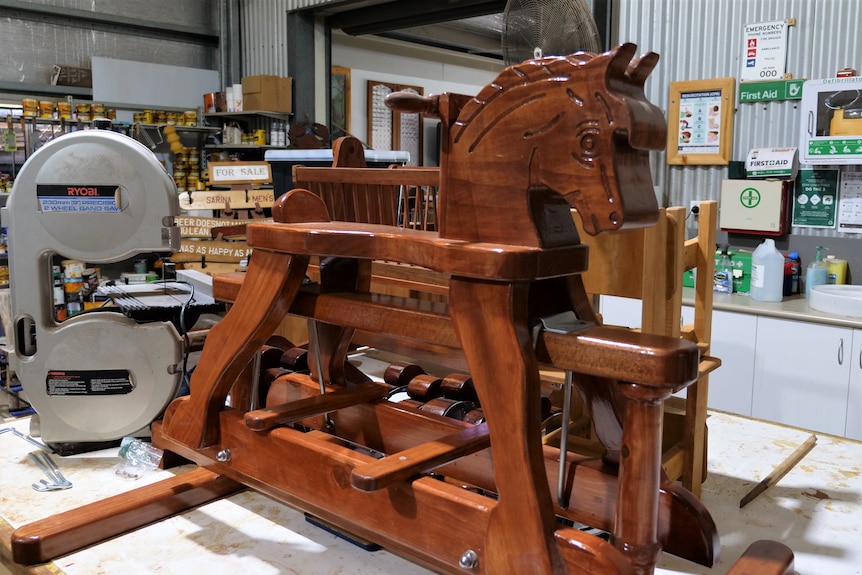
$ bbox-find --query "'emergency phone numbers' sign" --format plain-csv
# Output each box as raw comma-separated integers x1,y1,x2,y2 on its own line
741,20,792,82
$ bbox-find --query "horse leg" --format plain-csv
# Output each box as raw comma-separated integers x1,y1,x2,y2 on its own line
449,277,566,575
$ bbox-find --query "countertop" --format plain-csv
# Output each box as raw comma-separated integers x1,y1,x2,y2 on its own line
2,412,861,575
683,287,862,329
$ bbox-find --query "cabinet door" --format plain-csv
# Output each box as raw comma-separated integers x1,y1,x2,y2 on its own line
598,295,642,329
847,329,862,441
693,308,757,416
752,317,851,436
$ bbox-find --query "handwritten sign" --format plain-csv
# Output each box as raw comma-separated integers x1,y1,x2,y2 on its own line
178,189,274,211
174,216,271,238
172,240,253,263
209,161,272,185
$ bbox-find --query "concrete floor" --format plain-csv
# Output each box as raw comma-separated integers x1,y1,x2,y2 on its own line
1,410,860,574
2,349,860,574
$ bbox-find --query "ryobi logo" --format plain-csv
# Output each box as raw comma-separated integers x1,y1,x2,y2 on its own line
66,187,99,196
740,187,761,208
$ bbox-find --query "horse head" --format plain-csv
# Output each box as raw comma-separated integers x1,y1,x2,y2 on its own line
425,44,664,247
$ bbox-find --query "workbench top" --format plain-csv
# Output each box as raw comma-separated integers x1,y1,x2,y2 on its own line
2,412,860,575
684,287,862,329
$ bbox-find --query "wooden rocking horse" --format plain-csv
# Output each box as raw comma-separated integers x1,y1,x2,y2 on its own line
12,44,793,575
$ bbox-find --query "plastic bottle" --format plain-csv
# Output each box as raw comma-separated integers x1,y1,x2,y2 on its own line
276,121,287,147
825,255,848,285
788,251,802,294
750,238,785,302
783,259,794,297
713,246,733,294
270,121,279,147
805,246,829,298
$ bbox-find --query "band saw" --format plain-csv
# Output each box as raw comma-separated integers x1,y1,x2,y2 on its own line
2,130,190,450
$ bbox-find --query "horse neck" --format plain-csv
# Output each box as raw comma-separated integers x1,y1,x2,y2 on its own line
437,167,580,249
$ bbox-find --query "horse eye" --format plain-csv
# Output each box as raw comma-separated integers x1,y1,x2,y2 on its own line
577,127,601,160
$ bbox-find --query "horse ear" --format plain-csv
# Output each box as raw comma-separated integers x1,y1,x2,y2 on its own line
607,43,638,77
627,52,660,86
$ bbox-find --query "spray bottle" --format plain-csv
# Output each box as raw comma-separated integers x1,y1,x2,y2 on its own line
805,246,829,299
713,246,733,294
788,251,802,294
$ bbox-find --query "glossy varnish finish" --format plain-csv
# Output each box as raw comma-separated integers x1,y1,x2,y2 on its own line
11,45,792,575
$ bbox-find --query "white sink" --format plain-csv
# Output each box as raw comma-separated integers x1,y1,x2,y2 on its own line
809,284,862,318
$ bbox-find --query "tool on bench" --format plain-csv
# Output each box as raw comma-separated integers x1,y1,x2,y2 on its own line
30,451,73,492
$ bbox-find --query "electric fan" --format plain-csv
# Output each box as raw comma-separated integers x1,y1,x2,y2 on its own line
502,0,602,65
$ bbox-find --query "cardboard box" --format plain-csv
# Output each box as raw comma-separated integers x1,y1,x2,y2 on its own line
241,75,292,113
683,249,753,294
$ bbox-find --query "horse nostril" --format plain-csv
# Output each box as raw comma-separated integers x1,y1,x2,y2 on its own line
608,211,621,225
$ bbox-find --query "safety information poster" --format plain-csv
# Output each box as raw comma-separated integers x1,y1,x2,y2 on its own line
793,169,838,228
837,172,862,233
677,90,723,155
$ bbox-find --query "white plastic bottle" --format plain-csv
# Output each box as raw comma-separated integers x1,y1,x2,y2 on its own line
750,238,784,302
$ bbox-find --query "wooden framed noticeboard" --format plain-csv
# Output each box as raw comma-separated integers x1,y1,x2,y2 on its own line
667,77,735,165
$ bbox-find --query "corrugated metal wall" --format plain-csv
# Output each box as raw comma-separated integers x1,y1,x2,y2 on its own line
618,0,862,238
0,0,218,87
241,0,290,75
285,0,343,9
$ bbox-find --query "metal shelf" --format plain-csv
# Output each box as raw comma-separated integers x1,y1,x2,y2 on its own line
205,111,291,121
0,81,92,99
204,144,286,150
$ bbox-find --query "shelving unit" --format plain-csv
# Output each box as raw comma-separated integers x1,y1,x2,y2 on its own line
205,111,290,121
203,111,291,154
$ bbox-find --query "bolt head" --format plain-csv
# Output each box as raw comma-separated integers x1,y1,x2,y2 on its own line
459,550,478,569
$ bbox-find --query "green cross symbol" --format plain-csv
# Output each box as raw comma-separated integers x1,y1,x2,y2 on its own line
740,187,761,208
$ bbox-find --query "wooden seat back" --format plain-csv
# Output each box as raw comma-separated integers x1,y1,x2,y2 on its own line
292,136,440,230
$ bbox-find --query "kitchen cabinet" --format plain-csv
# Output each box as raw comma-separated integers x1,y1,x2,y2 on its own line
752,317,851,437
692,308,757,416
847,329,862,441
597,295,642,329
601,298,758,415
606,297,861,437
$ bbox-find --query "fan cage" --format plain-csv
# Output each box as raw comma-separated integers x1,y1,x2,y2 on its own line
502,0,602,65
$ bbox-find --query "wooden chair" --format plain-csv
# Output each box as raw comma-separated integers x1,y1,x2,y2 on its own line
572,201,719,497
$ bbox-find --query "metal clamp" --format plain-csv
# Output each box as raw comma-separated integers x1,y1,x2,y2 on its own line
531,311,594,509
29,451,73,491
0,427,54,453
